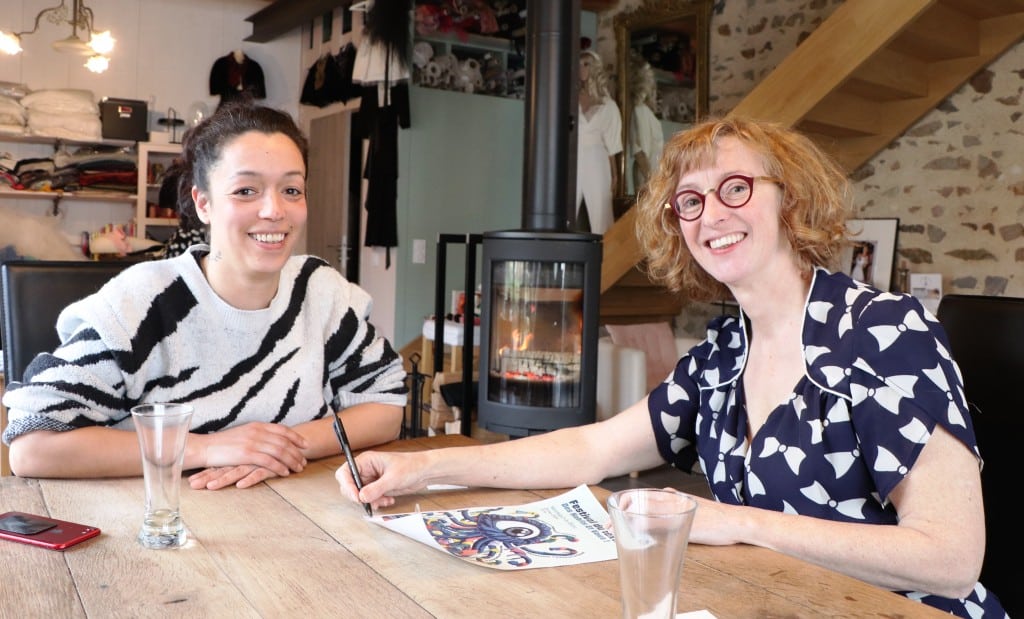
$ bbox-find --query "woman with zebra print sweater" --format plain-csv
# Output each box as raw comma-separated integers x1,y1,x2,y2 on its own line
2,101,407,490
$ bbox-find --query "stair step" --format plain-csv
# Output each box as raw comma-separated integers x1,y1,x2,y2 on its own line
600,285,683,324
844,49,929,100
890,2,979,61
940,0,1024,20
801,91,882,138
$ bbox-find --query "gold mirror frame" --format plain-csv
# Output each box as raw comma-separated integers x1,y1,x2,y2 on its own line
614,0,711,201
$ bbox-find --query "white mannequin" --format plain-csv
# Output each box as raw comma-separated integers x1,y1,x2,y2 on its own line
630,58,663,191
232,49,245,64
575,50,622,235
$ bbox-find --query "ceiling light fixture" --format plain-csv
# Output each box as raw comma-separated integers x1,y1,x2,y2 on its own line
0,0,115,73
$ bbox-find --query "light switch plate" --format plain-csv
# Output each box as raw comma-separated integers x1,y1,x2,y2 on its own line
412,239,426,264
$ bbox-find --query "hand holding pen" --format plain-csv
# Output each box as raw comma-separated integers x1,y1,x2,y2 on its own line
333,412,373,517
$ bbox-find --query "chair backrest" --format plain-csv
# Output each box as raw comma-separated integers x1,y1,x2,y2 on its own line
1,260,129,384
936,293,1024,616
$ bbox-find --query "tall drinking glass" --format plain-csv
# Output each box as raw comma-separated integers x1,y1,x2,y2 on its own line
607,488,698,619
131,403,193,549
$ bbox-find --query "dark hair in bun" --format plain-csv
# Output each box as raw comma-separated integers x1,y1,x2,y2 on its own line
173,99,308,227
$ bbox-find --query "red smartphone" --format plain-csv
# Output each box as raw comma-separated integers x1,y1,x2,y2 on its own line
0,511,101,550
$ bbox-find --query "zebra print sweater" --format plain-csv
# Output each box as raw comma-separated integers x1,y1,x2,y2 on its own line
2,246,407,444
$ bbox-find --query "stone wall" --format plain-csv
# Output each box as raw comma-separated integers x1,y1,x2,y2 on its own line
852,48,1023,297
598,0,1021,335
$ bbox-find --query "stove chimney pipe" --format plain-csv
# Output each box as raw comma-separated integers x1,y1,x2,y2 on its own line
478,0,599,438
521,0,580,232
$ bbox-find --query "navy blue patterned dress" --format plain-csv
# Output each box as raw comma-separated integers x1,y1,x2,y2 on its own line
647,269,1006,618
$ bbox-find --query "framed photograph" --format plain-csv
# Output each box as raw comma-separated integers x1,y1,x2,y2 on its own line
841,218,899,292
909,273,943,314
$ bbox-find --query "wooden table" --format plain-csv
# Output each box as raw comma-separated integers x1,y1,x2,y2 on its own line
0,434,943,618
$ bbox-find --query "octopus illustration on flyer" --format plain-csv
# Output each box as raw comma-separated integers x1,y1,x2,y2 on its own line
372,485,617,569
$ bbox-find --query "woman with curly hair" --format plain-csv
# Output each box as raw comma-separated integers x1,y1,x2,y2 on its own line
337,117,1005,618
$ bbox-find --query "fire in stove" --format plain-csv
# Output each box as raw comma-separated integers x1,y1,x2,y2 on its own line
488,259,583,408
478,231,601,437
477,2,599,438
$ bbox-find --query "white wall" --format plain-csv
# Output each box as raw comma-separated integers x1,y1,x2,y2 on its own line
1,0,300,122
0,0,302,249
1,1,407,339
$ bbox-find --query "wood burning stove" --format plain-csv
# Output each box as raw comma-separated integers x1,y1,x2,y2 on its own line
475,0,597,437
478,230,600,436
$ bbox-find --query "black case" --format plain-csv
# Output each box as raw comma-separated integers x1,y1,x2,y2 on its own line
99,97,148,141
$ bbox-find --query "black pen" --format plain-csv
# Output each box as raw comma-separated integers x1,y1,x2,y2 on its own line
333,412,373,517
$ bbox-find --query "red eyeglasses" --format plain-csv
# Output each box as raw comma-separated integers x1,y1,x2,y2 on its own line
664,174,781,221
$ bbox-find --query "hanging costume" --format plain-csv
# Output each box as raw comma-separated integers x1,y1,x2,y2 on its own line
355,0,413,268
209,51,267,109
300,43,359,108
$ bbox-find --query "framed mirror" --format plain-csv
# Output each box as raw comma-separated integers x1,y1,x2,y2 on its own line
615,0,711,199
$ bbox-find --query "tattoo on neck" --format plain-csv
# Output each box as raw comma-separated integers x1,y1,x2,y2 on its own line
211,250,222,262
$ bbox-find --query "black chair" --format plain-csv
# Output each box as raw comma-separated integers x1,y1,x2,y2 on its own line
936,293,1024,616
1,260,129,384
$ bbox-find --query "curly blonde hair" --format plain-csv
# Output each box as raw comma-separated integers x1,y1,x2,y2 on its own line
580,50,610,100
634,116,851,302
630,55,656,107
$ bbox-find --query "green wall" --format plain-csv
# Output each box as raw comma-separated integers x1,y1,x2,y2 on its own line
393,12,598,348
393,86,524,347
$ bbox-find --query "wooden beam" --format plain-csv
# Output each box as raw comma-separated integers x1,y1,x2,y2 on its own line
245,0,345,43
728,0,935,126
600,206,644,293
599,286,682,318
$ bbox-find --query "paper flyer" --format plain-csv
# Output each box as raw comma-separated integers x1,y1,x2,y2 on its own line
371,484,618,570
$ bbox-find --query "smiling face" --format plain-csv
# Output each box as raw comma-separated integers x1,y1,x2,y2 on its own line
193,130,307,291
675,136,795,291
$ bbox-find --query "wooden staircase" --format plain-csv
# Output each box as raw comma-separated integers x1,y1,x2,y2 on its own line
599,0,1024,325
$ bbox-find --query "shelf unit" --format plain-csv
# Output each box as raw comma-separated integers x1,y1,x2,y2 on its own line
135,141,182,241
0,186,135,207
0,133,134,149
0,133,137,214
413,31,524,98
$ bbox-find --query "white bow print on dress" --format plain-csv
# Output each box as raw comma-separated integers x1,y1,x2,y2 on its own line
800,480,868,519
759,437,806,475
867,309,929,352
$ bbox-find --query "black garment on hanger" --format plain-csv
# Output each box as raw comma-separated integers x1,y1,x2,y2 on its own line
356,2,413,269
356,82,410,137
300,54,345,108
334,43,360,102
360,81,410,268
209,53,267,109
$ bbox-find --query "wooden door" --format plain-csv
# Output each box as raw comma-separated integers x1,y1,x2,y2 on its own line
306,111,355,279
